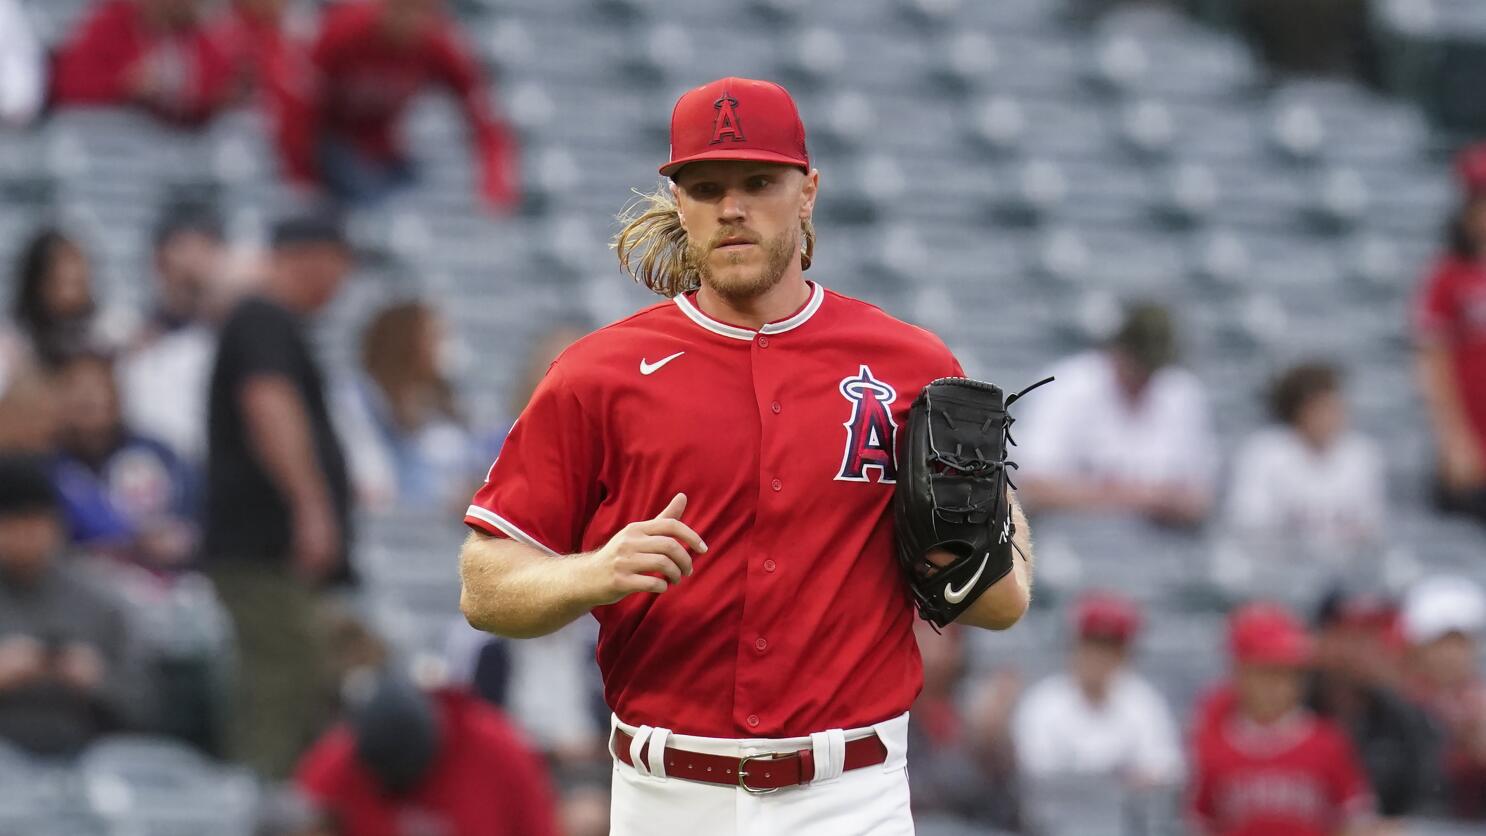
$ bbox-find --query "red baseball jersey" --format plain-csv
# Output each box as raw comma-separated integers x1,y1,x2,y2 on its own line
1415,255,1486,455
1192,708,1373,836
465,282,963,737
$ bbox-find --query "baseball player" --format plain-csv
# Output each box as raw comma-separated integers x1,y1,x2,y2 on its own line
458,77,1035,835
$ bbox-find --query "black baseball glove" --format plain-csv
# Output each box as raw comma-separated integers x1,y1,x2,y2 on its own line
894,376,1052,629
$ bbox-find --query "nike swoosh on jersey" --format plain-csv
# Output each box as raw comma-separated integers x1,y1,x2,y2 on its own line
943,552,990,604
640,351,686,375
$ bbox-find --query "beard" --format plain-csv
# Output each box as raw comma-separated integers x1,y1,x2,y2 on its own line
686,225,798,304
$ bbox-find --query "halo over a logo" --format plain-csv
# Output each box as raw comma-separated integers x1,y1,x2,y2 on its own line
835,365,898,483
711,92,746,144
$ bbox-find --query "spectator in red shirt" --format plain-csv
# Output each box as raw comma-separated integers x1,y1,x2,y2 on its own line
296,666,561,836
51,0,236,126
1415,142,1486,524
283,0,519,210
208,0,315,174
1191,602,1377,836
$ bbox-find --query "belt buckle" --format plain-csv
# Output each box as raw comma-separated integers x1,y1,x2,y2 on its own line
737,753,782,795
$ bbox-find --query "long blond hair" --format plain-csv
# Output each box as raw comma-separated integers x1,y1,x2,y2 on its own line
611,184,815,298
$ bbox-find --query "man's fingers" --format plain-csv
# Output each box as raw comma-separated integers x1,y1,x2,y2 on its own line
641,518,707,553
655,492,687,521
630,553,683,585
619,574,669,596
636,536,693,577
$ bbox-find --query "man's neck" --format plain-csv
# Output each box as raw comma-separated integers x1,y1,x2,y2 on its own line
694,273,810,332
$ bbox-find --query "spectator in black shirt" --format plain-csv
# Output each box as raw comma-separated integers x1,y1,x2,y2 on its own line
204,212,352,779
1306,586,1436,817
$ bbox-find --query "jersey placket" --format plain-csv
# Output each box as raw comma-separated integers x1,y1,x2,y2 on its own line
732,328,791,734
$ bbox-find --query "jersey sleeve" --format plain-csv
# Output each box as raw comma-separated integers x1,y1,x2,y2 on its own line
1414,259,1459,343
465,362,601,555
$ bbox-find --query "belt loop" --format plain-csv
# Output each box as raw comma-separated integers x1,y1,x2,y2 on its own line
628,725,654,778
647,727,671,780
808,729,847,784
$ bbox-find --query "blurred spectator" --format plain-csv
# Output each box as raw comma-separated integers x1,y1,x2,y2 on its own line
209,0,315,178
1401,576,1486,819
10,228,129,368
335,300,478,510
483,321,591,454
48,350,197,570
0,454,147,757
1415,143,1486,524
296,665,561,836
1225,363,1385,550
119,205,229,464
0,367,59,453
1018,302,1218,527
204,213,353,778
1013,592,1183,785
0,0,43,126
907,621,1023,831
1191,602,1376,836
280,0,520,209
51,0,236,126
1307,587,1434,817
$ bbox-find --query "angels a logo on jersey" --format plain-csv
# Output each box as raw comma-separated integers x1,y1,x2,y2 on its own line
835,365,898,483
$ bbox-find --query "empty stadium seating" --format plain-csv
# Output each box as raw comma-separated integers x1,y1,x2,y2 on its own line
4,0,1483,833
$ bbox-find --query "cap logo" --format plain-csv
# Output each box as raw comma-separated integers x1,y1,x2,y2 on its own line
710,92,746,145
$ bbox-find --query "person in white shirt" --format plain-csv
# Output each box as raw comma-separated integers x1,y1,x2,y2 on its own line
1017,303,1218,527
0,0,43,127
1013,592,1184,785
118,205,229,465
1225,362,1385,550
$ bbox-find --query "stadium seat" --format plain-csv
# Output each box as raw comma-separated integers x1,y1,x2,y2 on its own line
77,736,259,836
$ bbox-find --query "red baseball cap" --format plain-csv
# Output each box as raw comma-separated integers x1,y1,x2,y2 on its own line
1075,592,1142,644
660,77,810,178
1457,142,1486,195
1229,602,1312,667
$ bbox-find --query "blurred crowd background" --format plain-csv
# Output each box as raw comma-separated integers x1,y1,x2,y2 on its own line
0,0,1485,834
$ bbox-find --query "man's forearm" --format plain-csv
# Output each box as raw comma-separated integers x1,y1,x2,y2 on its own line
459,532,597,639
958,490,1034,631
1418,345,1477,448
239,376,332,510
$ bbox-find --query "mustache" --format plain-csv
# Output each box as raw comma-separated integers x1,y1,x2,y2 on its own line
709,228,760,249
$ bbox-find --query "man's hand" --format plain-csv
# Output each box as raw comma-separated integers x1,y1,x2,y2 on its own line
578,493,706,606
0,637,47,690
53,643,105,692
292,500,341,584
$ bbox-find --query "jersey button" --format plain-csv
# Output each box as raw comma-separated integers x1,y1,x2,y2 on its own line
770,401,781,414
763,559,776,573
757,335,770,348
746,714,761,728
770,478,782,492
754,637,768,652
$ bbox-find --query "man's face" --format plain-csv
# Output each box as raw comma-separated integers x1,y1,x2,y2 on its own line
1296,388,1346,448
1416,632,1478,691
1235,663,1304,724
1071,637,1126,694
279,244,353,313
672,161,817,304
0,512,62,583
56,357,121,459
380,0,439,41
156,230,223,321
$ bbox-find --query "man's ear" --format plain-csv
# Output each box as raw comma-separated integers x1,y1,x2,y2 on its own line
799,169,820,220
670,181,687,232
